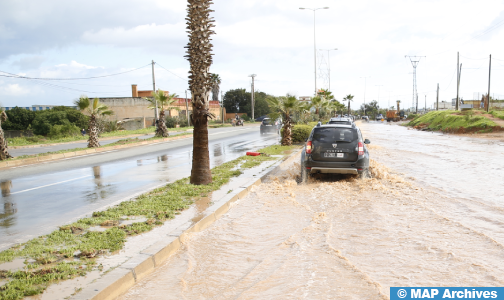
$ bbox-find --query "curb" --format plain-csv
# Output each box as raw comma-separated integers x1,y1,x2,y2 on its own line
70,149,301,300
0,134,193,170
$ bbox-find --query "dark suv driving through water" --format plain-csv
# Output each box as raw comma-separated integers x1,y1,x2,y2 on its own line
300,123,371,182
260,118,281,135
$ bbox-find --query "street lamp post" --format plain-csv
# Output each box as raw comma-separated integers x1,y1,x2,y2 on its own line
320,48,338,91
375,85,383,108
360,76,370,116
300,7,329,96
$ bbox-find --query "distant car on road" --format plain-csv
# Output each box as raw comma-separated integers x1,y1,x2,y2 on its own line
327,117,354,126
376,114,384,121
260,118,281,135
255,115,268,122
362,116,369,122
300,123,371,182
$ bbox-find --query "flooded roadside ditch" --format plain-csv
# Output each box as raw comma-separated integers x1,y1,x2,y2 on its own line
119,123,504,299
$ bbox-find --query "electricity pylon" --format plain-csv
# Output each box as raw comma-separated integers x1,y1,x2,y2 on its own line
405,56,425,112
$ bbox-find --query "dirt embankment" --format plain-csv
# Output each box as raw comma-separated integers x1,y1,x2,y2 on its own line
408,110,504,141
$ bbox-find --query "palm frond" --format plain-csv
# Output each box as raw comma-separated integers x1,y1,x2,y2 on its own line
74,96,90,111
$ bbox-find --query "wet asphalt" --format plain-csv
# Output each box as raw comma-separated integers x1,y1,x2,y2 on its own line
0,125,280,251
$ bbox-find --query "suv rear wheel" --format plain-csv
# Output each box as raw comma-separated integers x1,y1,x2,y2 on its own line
359,168,370,179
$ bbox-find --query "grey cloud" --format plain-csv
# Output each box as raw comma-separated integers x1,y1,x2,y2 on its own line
11,56,45,70
0,0,182,61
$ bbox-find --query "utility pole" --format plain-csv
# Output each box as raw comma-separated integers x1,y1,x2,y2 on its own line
405,55,425,112
375,85,383,108
436,83,439,111
185,90,190,126
152,60,158,123
456,52,462,111
416,94,418,114
487,54,492,112
360,76,370,116
221,91,224,124
249,74,256,120
424,94,427,113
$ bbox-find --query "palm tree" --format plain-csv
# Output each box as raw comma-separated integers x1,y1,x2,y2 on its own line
327,100,342,118
343,94,354,116
267,94,299,146
0,110,12,160
210,73,221,102
296,101,313,124
144,90,178,137
186,0,216,185
74,97,113,148
311,96,329,119
317,88,335,101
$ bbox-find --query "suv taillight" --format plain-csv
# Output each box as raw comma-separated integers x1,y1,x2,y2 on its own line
306,141,312,154
358,142,364,156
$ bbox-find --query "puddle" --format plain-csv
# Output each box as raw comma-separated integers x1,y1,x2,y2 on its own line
0,258,26,271
191,197,212,224
25,270,101,300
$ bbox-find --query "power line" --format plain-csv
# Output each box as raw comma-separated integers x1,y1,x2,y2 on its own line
0,64,151,80
154,62,188,81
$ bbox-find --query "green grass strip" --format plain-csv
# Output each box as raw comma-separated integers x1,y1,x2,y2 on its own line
7,126,193,147
407,110,498,131
0,144,297,299
6,132,192,162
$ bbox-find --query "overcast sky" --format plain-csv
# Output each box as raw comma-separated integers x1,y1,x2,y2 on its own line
1,0,504,110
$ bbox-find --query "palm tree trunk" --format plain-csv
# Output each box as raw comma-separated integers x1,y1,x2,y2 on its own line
191,112,212,184
186,0,215,185
156,110,169,137
88,114,100,148
281,116,292,146
0,112,12,160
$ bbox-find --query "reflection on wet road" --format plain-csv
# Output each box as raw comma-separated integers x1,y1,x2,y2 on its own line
0,127,279,251
119,122,504,299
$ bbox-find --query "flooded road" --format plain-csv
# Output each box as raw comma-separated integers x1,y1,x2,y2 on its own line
0,126,280,251
119,122,504,299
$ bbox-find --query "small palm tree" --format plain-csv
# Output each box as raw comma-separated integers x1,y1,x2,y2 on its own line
144,90,179,137
343,94,354,115
210,73,221,102
74,97,113,148
311,96,329,119
317,88,335,101
296,101,313,124
267,94,299,146
0,110,13,160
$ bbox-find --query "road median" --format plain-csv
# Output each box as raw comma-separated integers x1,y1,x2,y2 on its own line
0,134,193,170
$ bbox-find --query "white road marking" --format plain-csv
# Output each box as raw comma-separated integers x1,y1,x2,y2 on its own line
10,175,92,195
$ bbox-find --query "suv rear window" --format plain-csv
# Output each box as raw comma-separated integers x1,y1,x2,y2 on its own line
328,121,351,125
313,128,357,143
262,119,271,125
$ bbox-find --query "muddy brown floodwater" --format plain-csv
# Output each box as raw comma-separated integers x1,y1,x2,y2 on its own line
119,122,504,299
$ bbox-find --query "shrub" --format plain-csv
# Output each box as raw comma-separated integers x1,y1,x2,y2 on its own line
48,124,81,139
3,107,37,130
165,116,189,128
32,109,88,136
282,125,312,143
241,115,251,121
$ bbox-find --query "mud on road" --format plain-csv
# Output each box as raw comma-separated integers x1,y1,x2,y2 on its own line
119,147,504,299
